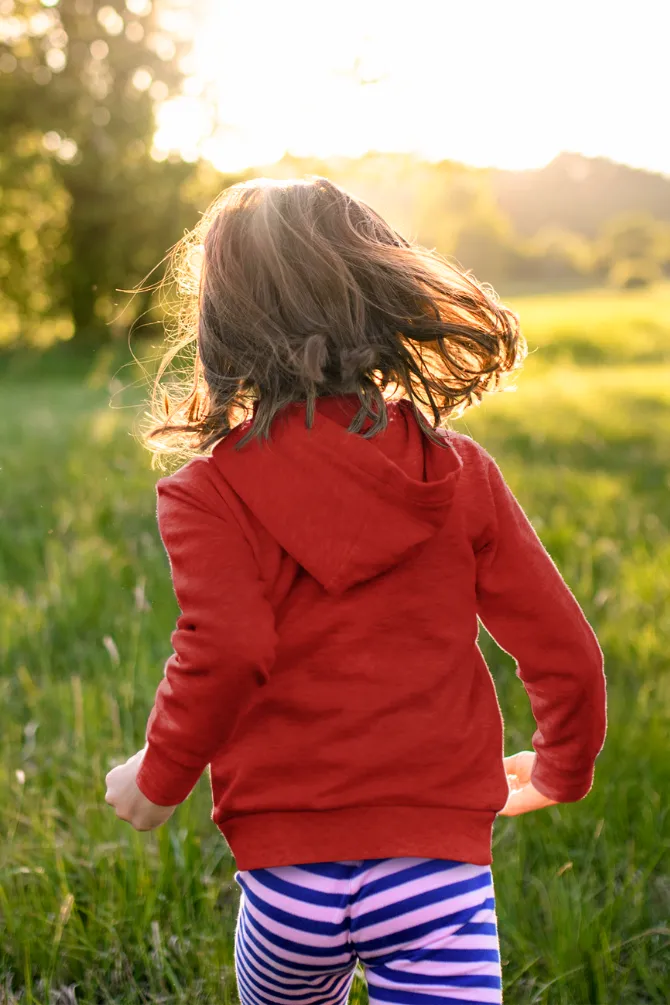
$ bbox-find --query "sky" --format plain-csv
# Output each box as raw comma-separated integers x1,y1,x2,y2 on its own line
153,0,670,176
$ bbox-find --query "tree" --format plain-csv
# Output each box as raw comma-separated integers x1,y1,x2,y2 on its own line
522,226,594,282
594,212,665,281
0,129,71,346
0,0,196,346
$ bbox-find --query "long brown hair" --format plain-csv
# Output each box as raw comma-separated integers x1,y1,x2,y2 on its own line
140,175,526,466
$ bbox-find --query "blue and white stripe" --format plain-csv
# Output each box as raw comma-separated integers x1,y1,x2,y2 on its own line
233,857,502,1004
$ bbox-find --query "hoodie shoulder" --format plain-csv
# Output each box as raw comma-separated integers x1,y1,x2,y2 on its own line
155,454,213,499
443,430,493,474
154,454,243,523
439,431,499,552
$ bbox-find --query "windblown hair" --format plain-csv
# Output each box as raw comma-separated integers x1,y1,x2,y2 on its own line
141,175,526,465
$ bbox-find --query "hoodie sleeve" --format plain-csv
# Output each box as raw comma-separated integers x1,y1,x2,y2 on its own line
135,462,278,807
474,447,607,804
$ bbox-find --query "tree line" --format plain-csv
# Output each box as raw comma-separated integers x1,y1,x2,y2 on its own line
2,0,670,350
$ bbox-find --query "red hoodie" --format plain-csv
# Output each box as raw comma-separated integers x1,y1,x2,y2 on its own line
135,392,607,870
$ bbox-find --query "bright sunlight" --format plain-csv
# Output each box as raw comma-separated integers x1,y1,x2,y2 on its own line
153,0,670,175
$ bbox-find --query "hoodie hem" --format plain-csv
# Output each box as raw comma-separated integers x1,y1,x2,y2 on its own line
213,805,498,871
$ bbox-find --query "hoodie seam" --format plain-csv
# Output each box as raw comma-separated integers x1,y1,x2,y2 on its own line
327,430,460,509
318,401,458,507
210,404,464,595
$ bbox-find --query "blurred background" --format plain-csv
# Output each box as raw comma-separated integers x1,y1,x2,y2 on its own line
1,2,669,1004
2,0,670,352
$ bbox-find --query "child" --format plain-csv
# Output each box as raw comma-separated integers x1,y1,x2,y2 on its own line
105,176,608,1004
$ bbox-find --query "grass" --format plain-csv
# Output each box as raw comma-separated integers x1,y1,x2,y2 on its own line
1,282,670,1003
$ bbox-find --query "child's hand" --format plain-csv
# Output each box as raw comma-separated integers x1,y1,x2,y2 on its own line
105,746,177,832
498,750,560,816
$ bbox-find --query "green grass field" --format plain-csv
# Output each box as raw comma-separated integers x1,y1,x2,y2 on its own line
1,282,669,1004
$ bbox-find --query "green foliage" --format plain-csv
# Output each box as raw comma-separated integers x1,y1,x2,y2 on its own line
599,213,664,263
0,0,198,345
520,226,595,282
0,0,186,149
0,130,72,347
451,203,518,285
1,286,670,1002
593,213,670,290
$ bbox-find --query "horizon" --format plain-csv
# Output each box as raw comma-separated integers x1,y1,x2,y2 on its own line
203,147,670,182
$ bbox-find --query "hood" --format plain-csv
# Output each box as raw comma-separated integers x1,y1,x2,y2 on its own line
211,393,463,596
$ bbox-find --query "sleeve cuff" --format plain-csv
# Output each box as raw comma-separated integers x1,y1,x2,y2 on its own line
135,742,207,807
530,757,596,803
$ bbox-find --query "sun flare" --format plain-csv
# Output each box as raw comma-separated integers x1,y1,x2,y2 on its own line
150,0,670,177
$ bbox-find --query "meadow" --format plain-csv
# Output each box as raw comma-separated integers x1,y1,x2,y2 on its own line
1,282,669,1004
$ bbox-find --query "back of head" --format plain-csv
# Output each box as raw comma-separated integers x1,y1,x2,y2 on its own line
142,175,526,464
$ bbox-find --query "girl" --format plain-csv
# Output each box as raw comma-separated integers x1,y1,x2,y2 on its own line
105,176,608,1004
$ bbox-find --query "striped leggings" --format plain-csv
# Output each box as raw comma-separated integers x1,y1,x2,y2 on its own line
233,857,503,1005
